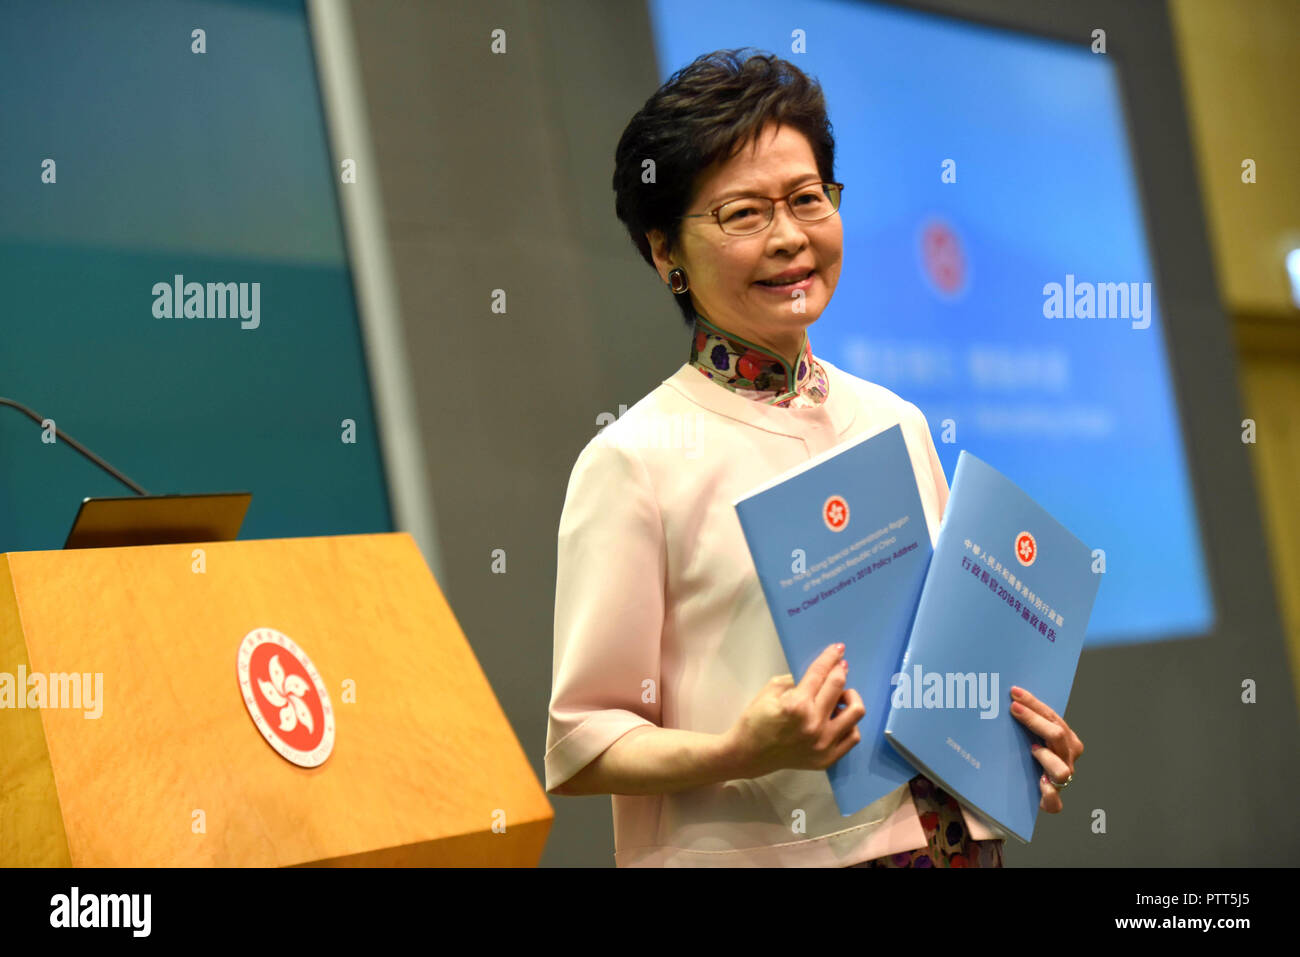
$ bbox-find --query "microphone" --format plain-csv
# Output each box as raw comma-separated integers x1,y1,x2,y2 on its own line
0,396,150,496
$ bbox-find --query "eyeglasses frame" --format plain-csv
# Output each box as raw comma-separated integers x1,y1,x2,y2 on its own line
679,181,845,236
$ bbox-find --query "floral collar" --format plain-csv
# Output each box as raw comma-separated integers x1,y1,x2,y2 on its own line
688,313,829,407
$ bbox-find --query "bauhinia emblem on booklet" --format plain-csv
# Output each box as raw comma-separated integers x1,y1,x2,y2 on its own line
823,494,850,532
1015,531,1038,566
237,627,334,767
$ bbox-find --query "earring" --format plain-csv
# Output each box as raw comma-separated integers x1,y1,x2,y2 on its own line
668,266,689,294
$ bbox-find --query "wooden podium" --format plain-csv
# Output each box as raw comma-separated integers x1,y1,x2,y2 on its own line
0,532,552,866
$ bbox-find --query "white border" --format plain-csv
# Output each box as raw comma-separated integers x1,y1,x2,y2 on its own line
306,0,446,585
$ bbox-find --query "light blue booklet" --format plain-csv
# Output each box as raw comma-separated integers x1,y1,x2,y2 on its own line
883,451,1102,843
732,424,933,817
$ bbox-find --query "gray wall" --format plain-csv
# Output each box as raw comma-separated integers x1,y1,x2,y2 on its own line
344,0,1298,866
345,0,676,867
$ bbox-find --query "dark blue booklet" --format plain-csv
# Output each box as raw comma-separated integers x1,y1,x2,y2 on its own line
732,424,934,816
883,451,1102,843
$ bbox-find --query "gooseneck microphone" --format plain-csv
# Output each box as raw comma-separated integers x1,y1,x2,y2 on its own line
0,396,150,496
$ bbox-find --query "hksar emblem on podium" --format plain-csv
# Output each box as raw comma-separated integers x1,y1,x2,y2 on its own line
1014,531,1038,567
823,494,850,532
237,628,335,767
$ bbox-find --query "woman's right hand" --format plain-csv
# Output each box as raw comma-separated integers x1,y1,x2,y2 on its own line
726,643,866,778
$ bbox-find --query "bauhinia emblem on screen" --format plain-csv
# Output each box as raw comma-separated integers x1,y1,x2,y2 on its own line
918,218,968,299
237,628,334,767
1014,531,1037,567
823,494,850,532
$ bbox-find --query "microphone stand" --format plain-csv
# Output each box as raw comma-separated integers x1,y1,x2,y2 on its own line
0,396,150,496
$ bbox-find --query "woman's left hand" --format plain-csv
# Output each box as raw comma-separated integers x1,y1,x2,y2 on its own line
1010,685,1083,813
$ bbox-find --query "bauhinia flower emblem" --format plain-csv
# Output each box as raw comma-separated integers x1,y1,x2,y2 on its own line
238,628,334,768
258,654,314,734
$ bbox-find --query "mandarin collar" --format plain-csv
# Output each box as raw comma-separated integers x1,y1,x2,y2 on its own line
688,313,829,407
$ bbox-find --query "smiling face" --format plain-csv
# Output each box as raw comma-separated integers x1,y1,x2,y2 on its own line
647,122,843,365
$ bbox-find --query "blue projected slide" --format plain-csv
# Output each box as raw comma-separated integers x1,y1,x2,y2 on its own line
649,0,1213,646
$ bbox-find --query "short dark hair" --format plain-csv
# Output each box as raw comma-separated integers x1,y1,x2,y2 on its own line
612,49,837,328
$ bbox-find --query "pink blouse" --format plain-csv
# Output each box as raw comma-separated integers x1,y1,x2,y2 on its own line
545,321,1007,866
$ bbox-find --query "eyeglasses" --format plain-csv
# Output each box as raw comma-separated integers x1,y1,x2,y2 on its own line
681,182,844,236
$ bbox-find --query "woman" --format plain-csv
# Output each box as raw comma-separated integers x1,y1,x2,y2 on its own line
544,49,1083,867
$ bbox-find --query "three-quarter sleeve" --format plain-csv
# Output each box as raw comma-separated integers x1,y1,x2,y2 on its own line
544,434,666,794
910,401,950,519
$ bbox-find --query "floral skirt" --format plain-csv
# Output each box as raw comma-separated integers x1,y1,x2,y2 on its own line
848,775,1004,868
